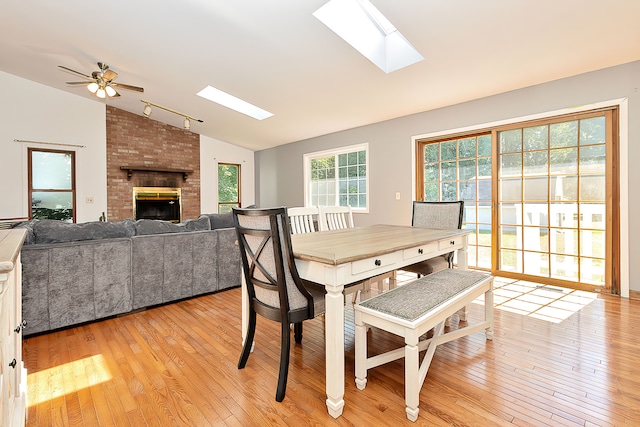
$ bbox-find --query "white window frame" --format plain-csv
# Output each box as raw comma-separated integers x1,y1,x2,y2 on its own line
303,142,370,213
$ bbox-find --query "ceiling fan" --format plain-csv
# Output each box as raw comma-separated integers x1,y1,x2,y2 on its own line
59,62,144,99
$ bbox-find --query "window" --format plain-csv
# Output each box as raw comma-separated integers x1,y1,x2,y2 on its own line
304,143,368,211
28,148,76,222
218,163,241,213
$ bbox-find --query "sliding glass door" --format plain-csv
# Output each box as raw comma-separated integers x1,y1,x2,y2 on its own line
416,109,617,291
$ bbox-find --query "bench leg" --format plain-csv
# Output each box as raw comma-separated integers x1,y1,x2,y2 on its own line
355,319,368,390
485,287,494,340
405,339,420,422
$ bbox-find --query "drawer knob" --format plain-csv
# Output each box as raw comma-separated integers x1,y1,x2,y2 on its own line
418,248,423,254
374,259,382,266
9,359,17,369
450,240,455,245
14,325,21,334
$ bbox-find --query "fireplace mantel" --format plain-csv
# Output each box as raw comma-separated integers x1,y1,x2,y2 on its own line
120,166,194,181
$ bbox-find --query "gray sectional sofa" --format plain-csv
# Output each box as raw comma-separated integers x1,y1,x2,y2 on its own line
15,214,241,336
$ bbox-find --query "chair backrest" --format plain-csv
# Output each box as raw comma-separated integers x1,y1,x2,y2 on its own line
287,206,319,234
233,207,317,322
412,201,464,230
318,205,354,231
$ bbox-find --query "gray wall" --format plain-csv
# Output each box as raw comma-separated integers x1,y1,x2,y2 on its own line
255,60,639,291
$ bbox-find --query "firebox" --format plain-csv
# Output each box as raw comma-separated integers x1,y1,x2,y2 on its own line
133,187,182,223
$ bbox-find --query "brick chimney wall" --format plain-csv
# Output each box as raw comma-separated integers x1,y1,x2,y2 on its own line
106,106,201,221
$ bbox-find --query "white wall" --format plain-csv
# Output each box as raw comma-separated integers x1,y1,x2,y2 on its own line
0,71,107,223
200,135,255,214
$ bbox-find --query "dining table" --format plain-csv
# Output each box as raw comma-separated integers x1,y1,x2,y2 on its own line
240,224,471,418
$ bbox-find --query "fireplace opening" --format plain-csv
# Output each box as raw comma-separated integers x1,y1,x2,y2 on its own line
133,187,182,223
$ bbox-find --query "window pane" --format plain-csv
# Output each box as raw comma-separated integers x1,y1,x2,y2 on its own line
580,117,606,146
550,121,578,148
580,230,605,258
499,129,522,153
524,203,548,226
500,202,521,225
478,180,492,201
478,157,492,177
550,176,578,201
478,135,492,157
524,177,548,201
440,141,457,161
523,227,549,252
549,148,577,174
459,159,476,181
501,226,520,249
581,203,605,230
549,203,578,228
524,252,549,277
31,191,73,221
523,125,548,151
477,246,492,269
580,258,605,285
424,183,438,201
32,151,73,190
523,151,548,175
501,249,522,273
550,229,578,256
459,181,476,201
440,161,457,181
500,178,522,201
580,175,606,201
424,144,438,163
550,254,579,281
424,164,438,182
441,182,457,201
500,153,522,177
580,145,606,173
458,138,476,159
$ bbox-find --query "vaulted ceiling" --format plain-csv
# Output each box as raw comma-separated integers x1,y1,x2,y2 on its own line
2,1,639,151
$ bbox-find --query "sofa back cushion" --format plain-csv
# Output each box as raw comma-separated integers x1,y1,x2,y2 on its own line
204,212,235,230
33,219,136,244
134,216,210,235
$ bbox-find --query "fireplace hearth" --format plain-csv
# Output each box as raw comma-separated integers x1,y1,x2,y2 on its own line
133,187,182,223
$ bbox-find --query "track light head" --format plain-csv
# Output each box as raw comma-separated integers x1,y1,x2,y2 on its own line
184,117,190,129
143,104,152,117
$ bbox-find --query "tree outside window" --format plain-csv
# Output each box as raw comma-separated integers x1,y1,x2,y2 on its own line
218,163,240,213
28,148,75,222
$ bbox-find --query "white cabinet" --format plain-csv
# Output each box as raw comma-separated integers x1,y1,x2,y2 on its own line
0,229,27,427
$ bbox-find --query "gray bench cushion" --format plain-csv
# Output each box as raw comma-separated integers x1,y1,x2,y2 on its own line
358,269,489,322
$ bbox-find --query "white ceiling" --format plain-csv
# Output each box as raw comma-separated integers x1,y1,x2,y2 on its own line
2,1,639,151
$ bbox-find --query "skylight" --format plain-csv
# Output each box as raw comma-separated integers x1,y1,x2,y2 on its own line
313,0,424,73
196,86,274,120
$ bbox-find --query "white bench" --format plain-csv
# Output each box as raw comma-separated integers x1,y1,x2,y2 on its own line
354,269,494,422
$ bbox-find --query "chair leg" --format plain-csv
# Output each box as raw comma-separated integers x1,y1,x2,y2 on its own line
238,310,257,369
294,322,303,344
276,321,292,402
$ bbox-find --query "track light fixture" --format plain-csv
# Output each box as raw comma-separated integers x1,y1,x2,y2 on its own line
140,99,202,130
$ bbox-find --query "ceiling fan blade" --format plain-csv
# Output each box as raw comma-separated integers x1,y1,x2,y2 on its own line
103,69,118,81
58,65,92,80
112,82,144,93
65,81,91,85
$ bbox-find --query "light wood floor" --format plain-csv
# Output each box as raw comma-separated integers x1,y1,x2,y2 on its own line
23,279,640,426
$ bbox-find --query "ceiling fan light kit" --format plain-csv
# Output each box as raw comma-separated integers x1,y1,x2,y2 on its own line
59,62,144,99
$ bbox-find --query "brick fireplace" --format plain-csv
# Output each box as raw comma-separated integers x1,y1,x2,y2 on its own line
106,106,201,222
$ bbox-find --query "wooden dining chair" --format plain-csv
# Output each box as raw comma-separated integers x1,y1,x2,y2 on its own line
318,205,396,300
287,206,319,234
233,207,326,402
317,205,354,231
404,201,465,276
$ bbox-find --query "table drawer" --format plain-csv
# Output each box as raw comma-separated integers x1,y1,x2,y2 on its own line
403,242,438,261
439,236,463,251
351,252,402,275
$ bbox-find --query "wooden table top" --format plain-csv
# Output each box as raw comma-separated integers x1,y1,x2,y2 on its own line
291,224,470,266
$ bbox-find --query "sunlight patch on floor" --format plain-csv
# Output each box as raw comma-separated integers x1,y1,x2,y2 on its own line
28,354,112,406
